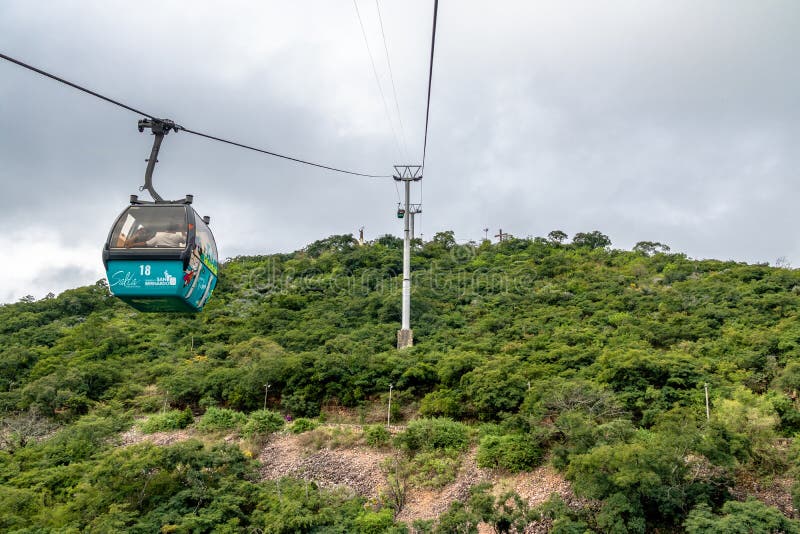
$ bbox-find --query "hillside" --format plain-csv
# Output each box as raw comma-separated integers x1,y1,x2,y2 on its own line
2,231,800,532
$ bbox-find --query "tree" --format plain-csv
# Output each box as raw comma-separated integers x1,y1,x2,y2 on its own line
382,454,412,513
773,361,800,395
462,359,528,420
468,483,536,533
712,386,780,470
435,501,480,534
547,230,568,245
375,234,403,249
567,427,715,530
304,234,357,257
432,231,456,249
685,499,800,533
572,231,611,249
633,241,671,256
0,407,55,451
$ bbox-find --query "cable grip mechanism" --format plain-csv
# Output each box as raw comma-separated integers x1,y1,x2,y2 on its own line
138,118,180,202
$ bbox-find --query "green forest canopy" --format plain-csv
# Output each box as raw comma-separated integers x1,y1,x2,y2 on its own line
3,230,800,532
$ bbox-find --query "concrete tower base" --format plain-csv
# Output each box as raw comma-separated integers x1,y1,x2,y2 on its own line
397,329,413,349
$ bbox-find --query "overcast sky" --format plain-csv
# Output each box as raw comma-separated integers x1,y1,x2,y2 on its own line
1,1,799,303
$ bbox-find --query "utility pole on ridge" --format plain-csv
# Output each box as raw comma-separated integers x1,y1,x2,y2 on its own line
394,165,422,349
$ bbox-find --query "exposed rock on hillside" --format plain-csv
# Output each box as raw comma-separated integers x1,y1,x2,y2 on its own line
258,431,583,527
259,432,390,499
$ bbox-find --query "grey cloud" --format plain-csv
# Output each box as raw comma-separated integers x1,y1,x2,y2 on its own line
1,0,799,301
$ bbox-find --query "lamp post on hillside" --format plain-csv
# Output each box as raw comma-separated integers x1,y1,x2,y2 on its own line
264,383,270,410
387,383,393,427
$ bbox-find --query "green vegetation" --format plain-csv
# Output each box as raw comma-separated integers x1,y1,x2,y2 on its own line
408,449,461,489
430,483,538,533
288,417,318,434
139,408,193,433
395,417,471,452
197,406,247,432
476,433,542,472
364,423,391,447
297,425,361,450
241,409,285,438
685,499,800,533
3,230,800,530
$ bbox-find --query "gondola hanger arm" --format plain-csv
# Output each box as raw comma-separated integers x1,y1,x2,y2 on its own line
138,118,181,203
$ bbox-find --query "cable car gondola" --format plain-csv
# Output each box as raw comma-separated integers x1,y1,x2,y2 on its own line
102,119,218,312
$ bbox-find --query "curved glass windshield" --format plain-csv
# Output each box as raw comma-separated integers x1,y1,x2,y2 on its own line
110,206,188,249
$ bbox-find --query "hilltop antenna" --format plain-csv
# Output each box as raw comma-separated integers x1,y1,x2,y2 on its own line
394,165,422,349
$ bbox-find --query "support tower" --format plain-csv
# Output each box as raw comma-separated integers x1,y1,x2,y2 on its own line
394,165,422,349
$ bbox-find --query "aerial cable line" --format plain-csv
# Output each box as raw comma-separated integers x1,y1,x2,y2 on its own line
178,127,390,178
375,0,410,160
0,51,391,179
421,0,439,171
352,0,407,161
0,52,156,119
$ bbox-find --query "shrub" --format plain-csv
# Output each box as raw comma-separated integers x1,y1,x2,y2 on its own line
364,424,391,447
535,494,590,534
25,413,131,467
434,501,480,533
0,486,39,527
476,433,542,472
410,450,461,488
197,407,246,432
298,426,360,450
241,410,284,438
565,426,726,530
289,417,318,434
685,499,800,533
139,408,193,434
420,389,464,419
381,455,412,513
396,417,470,452
281,391,321,418
353,508,396,534
712,386,781,471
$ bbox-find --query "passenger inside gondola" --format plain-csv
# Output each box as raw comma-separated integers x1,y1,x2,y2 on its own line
109,206,187,249
124,223,186,248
